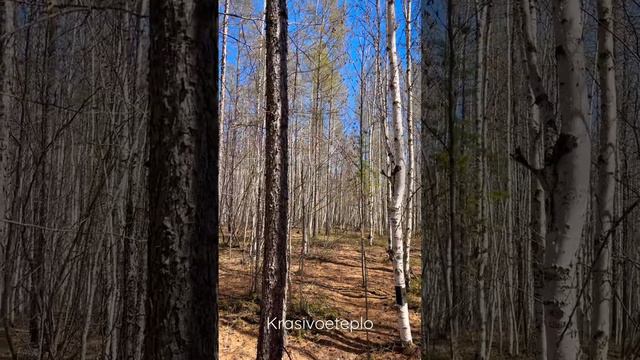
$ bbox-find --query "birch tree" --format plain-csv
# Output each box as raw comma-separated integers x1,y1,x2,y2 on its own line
591,0,617,358
256,0,290,358
386,0,413,347
403,0,415,289
145,0,219,357
543,0,591,358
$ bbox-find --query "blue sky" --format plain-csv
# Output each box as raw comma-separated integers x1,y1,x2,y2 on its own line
220,0,427,137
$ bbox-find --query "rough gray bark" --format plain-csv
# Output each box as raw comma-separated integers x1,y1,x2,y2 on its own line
256,0,290,358
0,0,8,245
505,2,517,353
544,0,591,358
0,0,13,282
0,2,15,356
445,0,459,356
145,0,219,357
591,0,617,358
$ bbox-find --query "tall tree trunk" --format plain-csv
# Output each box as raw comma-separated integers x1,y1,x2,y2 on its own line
256,0,289,357
0,1,16,357
219,0,230,222
520,1,548,357
386,0,413,347
0,0,14,304
446,0,459,356
325,95,333,236
403,0,415,290
475,1,490,358
31,3,58,350
591,0,616,358
420,0,430,356
119,2,147,355
505,2,517,353
145,0,219,357
544,0,591,358
359,43,367,259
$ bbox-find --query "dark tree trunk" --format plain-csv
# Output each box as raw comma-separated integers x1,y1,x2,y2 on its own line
145,0,219,358
0,3,14,353
256,0,289,358
30,5,57,348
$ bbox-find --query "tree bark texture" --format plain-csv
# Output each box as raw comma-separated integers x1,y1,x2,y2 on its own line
591,0,617,358
544,1,591,358
386,0,413,347
256,0,290,358
145,0,219,358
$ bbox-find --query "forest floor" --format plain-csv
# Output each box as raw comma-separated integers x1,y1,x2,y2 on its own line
0,232,627,359
220,230,528,360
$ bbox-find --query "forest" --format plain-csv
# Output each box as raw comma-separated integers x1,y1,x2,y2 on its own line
0,0,639,359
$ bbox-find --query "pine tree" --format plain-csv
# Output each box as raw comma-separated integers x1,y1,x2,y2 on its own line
256,0,290,358
145,0,219,357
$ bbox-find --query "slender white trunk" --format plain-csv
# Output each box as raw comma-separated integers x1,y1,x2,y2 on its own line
219,0,230,137
386,0,413,346
545,0,591,358
591,0,616,358
219,0,230,218
403,0,415,289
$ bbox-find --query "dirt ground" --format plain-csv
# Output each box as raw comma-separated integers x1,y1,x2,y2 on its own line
0,231,538,359
220,231,440,360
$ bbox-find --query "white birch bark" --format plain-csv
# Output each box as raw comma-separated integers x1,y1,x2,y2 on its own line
591,0,616,358
544,0,591,358
403,0,415,289
386,0,413,346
